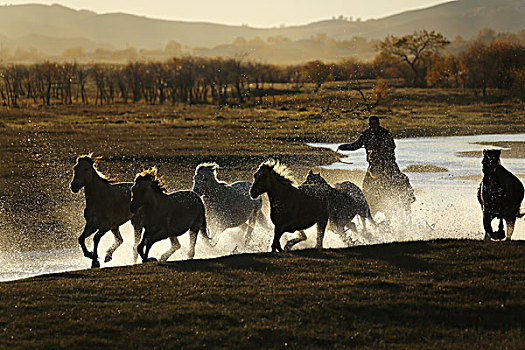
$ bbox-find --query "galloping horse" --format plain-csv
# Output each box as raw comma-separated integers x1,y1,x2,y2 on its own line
362,154,415,221
70,154,143,268
130,167,210,262
301,171,376,243
192,162,270,245
250,160,329,252
477,149,524,240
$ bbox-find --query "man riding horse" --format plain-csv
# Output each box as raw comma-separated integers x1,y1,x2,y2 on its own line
338,116,415,217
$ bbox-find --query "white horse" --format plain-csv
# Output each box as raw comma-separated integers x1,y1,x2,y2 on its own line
192,162,270,245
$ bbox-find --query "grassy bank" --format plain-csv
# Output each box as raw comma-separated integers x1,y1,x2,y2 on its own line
0,240,523,348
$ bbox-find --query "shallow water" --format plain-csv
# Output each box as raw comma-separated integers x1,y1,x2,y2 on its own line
1,134,524,282
308,133,525,242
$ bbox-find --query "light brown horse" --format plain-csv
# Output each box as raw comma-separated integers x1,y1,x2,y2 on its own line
130,167,210,262
70,155,143,268
250,160,329,252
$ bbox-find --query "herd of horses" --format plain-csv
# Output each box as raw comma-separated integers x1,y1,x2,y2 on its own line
70,150,524,268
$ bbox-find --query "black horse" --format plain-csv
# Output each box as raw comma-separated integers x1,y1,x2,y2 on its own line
477,149,524,240
250,160,329,252
300,171,376,244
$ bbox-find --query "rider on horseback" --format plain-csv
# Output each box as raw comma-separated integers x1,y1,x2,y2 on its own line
337,116,415,214
338,116,400,176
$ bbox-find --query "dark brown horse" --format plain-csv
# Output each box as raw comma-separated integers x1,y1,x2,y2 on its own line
477,149,524,240
250,160,329,252
70,155,143,268
130,168,210,262
301,171,376,244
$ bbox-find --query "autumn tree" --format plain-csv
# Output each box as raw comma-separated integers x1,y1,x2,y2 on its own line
378,30,450,87
301,60,332,93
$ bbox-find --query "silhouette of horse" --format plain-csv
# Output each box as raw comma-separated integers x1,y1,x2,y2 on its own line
300,170,376,244
250,160,329,252
192,162,270,245
70,154,143,268
130,167,210,262
477,149,524,240
362,156,415,221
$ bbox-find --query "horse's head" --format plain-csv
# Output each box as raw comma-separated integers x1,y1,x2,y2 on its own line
482,149,501,174
250,164,272,199
131,167,166,213
251,160,294,198
70,155,99,193
192,162,219,196
303,170,329,187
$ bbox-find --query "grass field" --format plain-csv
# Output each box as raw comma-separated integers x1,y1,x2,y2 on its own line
0,240,523,349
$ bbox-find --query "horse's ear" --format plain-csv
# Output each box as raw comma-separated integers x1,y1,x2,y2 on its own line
308,170,313,175
482,149,486,156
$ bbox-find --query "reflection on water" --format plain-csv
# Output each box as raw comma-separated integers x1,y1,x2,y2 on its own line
1,134,524,282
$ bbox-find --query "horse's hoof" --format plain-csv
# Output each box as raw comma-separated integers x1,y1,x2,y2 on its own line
84,252,95,260
104,255,112,263
91,260,100,268
147,257,157,262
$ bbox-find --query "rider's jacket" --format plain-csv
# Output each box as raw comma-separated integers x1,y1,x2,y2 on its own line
339,126,399,174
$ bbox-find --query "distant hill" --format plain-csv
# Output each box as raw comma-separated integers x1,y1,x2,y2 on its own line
0,0,522,57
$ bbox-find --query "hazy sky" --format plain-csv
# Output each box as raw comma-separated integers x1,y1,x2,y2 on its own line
6,0,452,27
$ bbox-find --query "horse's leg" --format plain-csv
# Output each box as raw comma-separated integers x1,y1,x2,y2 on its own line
78,220,98,260
187,229,198,259
271,227,285,252
505,218,516,241
142,238,157,263
131,214,143,263
104,227,124,263
91,223,111,268
314,216,329,250
243,210,258,245
160,236,181,262
482,211,494,240
256,209,273,231
284,230,307,252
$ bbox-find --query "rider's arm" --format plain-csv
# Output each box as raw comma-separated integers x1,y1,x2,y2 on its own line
338,134,364,151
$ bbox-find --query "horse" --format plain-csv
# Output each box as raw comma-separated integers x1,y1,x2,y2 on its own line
192,162,270,245
250,160,329,252
362,157,416,222
70,154,143,268
300,170,376,244
130,167,210,262
477,149,524,240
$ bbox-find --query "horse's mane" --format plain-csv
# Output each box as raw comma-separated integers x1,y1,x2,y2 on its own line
76,154,118,183
134,167,169,194
261,159,296,186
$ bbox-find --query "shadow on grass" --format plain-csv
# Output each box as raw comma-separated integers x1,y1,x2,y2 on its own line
159,252,282,273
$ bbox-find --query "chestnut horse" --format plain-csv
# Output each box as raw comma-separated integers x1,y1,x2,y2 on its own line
70,155,143,268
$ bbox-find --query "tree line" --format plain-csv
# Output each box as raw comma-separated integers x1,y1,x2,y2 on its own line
1,30,523,106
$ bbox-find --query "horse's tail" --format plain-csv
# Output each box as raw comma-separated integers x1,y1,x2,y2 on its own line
199,214,211,240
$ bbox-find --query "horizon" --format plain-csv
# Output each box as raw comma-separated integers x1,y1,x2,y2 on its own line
3,0,453,28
